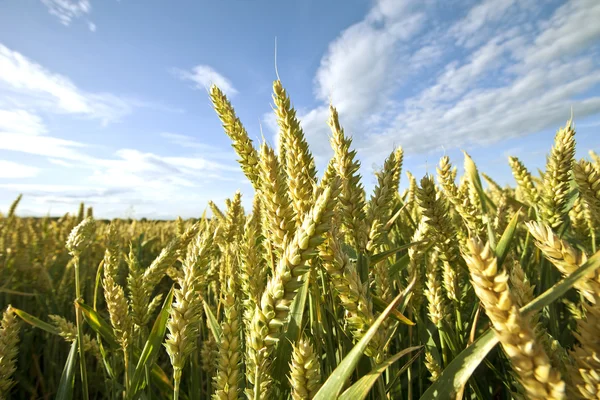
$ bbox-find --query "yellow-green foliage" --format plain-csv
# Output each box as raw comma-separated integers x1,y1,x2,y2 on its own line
0,82,599,400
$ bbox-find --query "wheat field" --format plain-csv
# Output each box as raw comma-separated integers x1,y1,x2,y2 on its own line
1,81,599,400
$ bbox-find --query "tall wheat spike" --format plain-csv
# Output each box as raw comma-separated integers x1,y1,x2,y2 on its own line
209,200,226,223
319,222,386,362
258,143,295,255
438,156,484,236
240,195,267,315
366,148,402,253
259,180,339,344
102,223,132,350
408,220,429,310
126,246,158,327
540,120,576,230
214,285,242,400
569,295,600,399
367,149,402,304
526,222,598,303
49,315,100,360
210,85,260,188
509,156,541,207
224,191,244,243
424,251,447,327
245,306,271,399
417,175,462,303
327,105,368,251
272,80,317,225
0,306,20,398
165,228,214,398
574,159,600,227
463,238,565,400
288,337,321,400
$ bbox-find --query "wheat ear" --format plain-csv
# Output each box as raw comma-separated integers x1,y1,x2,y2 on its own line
526,222,597,302
210,84,260,188
258,143,295,256
464,238,565,400
540,120,576,230
259,180,339,344
327,105,368,250
102,223,132,350
165,229,213,397
319,223,386,362
213,284,242,400
0,306,20,398
273,80,317,225
288,337,321,400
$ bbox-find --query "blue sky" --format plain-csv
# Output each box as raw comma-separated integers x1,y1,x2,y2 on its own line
0,0,599,219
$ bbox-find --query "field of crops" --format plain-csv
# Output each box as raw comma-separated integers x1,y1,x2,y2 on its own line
1,81,599,400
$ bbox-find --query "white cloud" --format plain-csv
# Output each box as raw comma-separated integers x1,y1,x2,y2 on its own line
0,130,245,217
520,0,600,67
88,22,97,32
0,132,89,160
0,108,240,202
289,0,600,170
408,44,444,71
278,0,426,162
41,0,91,26
578,118,600,128
0,181,225,219
0,109,90,160
160,132,219,150
174,65,237,96
314,3,423,116
48,158,75,167
0,43,133,124
0,109,46,135
449,0,516,47
160,132,238,161
87,149,240,191
0,110,242,211
0,161,40,178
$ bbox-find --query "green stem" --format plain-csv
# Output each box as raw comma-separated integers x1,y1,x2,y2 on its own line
74,255,90,400
437,324,448,366
407,310,413,400
520,230,532,268
124,347,130,392
358,252,369,298
253,364,261,400
145,365,152,400
173,368,181,400
455,302,463,338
